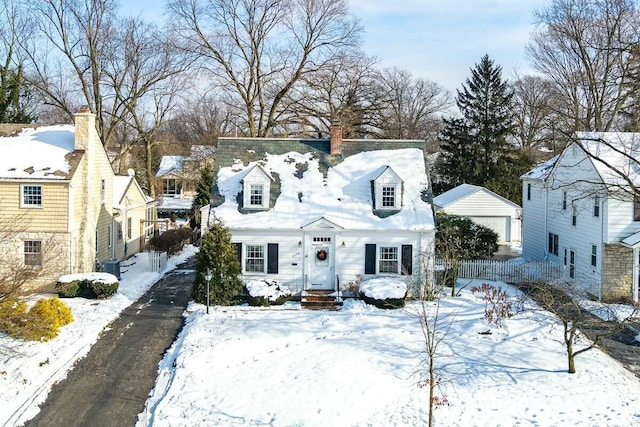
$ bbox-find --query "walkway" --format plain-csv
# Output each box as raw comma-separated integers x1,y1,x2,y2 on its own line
25,258,195,427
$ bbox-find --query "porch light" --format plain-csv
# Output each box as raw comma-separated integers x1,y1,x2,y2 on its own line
341,241,346,248
298,240,302,247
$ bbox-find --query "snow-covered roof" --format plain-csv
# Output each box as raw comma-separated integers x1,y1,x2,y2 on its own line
433,183,519,209
113,175,154,209
212,148,434,231
521,155,559,180
575,132,640,187
0,125,76,180
156,156,184,177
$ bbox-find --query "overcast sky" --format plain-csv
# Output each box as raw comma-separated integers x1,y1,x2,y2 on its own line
123,0,548,94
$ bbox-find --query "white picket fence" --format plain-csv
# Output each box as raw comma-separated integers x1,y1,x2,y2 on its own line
435,258,566,284
148,251,168,273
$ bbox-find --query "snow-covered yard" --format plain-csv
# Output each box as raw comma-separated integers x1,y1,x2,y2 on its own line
0,246,197,426
3,246,640,426
138,281,640,427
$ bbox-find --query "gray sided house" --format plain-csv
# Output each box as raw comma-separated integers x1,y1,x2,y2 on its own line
521,132,640,302
205,126,436,296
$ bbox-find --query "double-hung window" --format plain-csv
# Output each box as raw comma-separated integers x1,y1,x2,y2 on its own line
548,233,559,256
249,184,264,207
21,185,42,207
591,245,597,267
24,240,42,266
379,246,398,274
245,244,265,272
381,186,396,208
593,196,600,217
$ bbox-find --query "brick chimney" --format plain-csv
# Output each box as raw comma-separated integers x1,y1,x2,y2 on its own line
330,120,343,155
73,107,95,152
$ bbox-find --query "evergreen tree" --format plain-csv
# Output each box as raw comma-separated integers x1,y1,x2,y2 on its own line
0,64,33,123
436,55,523,194
193,220,242,306
190,164,213,228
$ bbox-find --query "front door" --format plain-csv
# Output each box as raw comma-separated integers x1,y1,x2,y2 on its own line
309,236,334,290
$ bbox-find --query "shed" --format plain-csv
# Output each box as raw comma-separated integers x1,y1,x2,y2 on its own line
433,184,521,243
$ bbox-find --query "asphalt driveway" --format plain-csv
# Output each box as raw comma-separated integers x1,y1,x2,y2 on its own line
25,258,195,427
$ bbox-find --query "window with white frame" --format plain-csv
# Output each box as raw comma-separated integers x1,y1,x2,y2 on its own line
21,185,42,207
527,183,531,201
593,196,600,217
23,240,42,266
562,191,567,210
571,203,577,226
249,184,264,207
591,244,597,267
101,179,106,204
381,186,396,208
163,178,181,196
245,245,265,272
379,246,399,274
569,250,576,279
127,217,132,239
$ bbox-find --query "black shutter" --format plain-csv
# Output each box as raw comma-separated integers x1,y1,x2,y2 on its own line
365,244,376,274
267,243,279,274
235,243,242,266
401,244,413,275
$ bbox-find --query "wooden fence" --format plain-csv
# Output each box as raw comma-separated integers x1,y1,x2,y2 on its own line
435,258,566,284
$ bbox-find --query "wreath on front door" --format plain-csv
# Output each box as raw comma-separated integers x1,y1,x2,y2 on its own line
316,249,328,261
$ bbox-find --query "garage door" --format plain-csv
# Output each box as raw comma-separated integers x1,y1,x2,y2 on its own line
469,216,510,242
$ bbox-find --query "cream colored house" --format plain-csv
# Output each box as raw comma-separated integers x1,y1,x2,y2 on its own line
155,145,215,217
0,110,155,291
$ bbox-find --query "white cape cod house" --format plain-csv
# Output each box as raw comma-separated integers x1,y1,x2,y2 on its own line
521,132,640,302
204,126,435,296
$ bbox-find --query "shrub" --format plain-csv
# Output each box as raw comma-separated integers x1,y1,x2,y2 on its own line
244,280,292,306
55,273,119,299
359,278,407,309
471,283,514,328
0,297,73,341
146,228,192,255
194,221,242,306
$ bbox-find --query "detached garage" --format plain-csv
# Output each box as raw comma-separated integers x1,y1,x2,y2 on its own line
433,184,521,243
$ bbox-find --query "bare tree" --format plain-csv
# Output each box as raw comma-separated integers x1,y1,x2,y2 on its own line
520,280,638,373
283,51,381,138
168,0,362,137
373,67,452,141
526,0,640,133
511,74,558,152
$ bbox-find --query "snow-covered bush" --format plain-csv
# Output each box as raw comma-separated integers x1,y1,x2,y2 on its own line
359,278,408,309
55,272,119,299
244,280,292,306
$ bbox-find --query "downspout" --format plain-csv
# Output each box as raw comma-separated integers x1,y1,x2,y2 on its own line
68,182,74,273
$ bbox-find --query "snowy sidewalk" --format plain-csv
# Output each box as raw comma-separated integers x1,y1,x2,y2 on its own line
23,257,195,427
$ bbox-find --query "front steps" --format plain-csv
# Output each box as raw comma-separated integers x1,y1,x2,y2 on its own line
300,290,343,310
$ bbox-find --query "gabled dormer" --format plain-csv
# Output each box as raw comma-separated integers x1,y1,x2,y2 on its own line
241,164,273,211
372,166,403,215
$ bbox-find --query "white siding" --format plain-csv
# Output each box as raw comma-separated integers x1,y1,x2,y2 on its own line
521,180,547,260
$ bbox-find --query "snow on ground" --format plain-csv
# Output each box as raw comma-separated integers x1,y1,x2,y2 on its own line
139,280,640,427
0,246,197,427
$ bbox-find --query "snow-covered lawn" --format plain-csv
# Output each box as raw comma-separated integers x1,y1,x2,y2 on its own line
0,246,197,427
3,250,640,426
139,281,640,427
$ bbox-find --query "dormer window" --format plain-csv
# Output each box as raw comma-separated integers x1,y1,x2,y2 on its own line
382,186,396,208
242,165,272,210
250,184,264,206
373,166,403,212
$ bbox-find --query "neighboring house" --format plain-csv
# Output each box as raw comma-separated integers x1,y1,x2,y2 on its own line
113,174,156,260
204,125,435,296
0,110,155,291
521,132,640,302
155,145,215,217
433,184,521,243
